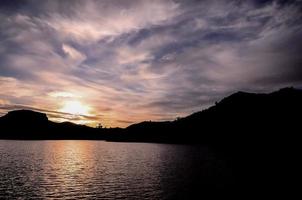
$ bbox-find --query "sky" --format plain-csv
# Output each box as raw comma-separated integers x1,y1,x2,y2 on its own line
0,0,301,127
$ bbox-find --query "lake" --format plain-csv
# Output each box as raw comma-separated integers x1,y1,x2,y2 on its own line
0,140,230,199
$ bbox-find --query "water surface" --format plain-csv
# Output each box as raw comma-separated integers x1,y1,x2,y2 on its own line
0,140,229,199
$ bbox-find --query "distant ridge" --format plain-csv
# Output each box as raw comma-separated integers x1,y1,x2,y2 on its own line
1,87,301,193
0,109,106,140
115,87,302,143
0,87,301,142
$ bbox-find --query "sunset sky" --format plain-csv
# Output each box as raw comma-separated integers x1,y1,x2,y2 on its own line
0,0,301,127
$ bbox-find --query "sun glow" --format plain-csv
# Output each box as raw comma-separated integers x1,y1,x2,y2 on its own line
60,100,91,115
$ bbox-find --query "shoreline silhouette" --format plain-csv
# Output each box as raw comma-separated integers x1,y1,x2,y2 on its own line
0,87,301,142
0,87,300,195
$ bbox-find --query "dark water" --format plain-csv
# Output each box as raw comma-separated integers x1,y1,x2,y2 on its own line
0,140,230,199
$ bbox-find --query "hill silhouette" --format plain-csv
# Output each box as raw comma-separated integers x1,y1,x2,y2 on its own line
107,87,301,144
0,110,108,139
107,87,302,195
0,87,301,194
1,87,301,142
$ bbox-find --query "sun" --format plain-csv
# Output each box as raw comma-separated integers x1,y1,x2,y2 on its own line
60,100,91,115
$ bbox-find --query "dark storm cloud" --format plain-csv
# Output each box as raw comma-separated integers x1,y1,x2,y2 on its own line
0,0,301,126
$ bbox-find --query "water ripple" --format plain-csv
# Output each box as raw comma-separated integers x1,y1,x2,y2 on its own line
0,140,229,199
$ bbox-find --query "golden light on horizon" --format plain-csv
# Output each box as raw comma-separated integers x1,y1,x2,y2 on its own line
59,100,91,116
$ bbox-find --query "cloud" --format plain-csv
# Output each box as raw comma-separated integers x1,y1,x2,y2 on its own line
0,99,9,105
62,44,86,67
0,0,301,127
43,0,180,44
48,91,78,98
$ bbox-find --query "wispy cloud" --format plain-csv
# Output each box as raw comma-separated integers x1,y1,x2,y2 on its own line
0,0,301,127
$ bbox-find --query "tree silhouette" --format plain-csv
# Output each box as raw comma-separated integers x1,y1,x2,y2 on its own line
96,123,103,129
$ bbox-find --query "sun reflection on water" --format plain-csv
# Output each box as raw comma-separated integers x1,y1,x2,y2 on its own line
41,141,96,198
0,140,219,199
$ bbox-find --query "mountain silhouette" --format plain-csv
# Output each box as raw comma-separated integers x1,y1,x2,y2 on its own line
106,87,302,194
0,87,300,194
107,87,301,144
0,110,108,139
1,87,301,142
